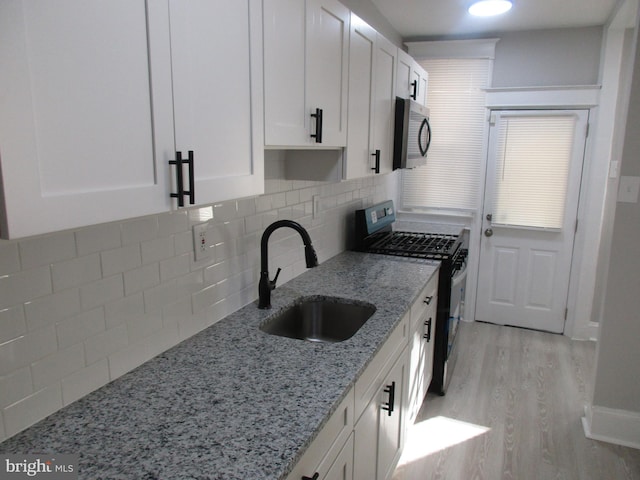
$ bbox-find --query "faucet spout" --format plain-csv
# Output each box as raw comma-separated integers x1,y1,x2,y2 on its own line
258,220,318,309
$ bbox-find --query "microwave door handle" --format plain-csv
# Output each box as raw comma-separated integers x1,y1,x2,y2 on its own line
418,118,431,156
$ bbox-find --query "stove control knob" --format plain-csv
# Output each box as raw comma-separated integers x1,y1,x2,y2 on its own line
484,228,494,237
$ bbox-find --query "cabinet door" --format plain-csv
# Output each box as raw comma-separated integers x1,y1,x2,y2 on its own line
395,49,428,106
377,351,407,480
306,0,349,147
344,14,376,180
0,0,169,238
354,347,407,480
372,35,397,175
153,0,264,206
263,0,307,146
396,49,414,100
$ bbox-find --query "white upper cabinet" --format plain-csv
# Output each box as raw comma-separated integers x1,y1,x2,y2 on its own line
372,35,398,175
150,0,264,208
0,0,263,239
264,0,349,148
396,49,428,106
344,15,397,179
0,0,169,238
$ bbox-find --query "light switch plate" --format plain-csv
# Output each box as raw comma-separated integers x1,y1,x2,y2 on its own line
193,223,211,261
618,176,640,203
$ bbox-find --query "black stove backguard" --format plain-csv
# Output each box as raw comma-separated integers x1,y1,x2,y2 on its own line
355,201,468,395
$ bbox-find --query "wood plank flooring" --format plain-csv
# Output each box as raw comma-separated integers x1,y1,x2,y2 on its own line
392,321,640,480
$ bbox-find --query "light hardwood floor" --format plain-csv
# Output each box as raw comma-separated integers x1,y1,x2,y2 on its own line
392,321,640,480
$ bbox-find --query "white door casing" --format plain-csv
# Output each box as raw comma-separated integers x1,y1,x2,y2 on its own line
475,110,589,333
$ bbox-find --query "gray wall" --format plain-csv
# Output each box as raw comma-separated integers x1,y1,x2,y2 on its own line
592,28,640,412
492,27,603,87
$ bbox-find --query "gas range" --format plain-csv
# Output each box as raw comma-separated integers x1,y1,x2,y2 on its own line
354,200,468,395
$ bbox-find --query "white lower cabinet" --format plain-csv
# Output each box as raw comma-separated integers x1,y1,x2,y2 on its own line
353,346,408,480
286,389,354,480
288,272,438,480
407,275,439,425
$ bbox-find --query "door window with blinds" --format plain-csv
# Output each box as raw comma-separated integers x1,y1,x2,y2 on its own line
401,58,490,212
490,112,580,230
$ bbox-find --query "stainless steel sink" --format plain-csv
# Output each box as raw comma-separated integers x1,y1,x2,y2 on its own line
260,297,376,343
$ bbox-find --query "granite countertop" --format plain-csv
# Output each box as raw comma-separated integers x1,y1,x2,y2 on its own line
0,251,438,480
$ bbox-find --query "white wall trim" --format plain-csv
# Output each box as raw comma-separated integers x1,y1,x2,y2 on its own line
582,404,640,449
485,85,601,109
406,38,499,59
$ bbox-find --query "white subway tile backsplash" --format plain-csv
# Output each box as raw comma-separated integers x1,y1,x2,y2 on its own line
157,211,189,237
141,236,175,265
31,343,86,390
75,223,122,256
19,232,76,270
84,324,128,365
61,359,110,406
0,326,58,376
121,216,158,245
0,266,52,310
125,312,163,343
3,385,62,438
56,307,105,349
0,367,33,409
0,306,26,344
104,293,144,329
123,264,160,296
80,275,124,311
0,171,395,440
159,253,191,282
51,254,102,292
0,243,20,276
101,244,142,277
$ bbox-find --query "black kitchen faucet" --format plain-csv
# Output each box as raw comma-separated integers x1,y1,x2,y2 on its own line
258,220,318,309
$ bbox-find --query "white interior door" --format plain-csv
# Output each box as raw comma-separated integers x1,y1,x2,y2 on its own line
475,110,588,333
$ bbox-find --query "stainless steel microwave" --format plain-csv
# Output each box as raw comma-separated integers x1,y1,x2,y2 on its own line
393,97,431,170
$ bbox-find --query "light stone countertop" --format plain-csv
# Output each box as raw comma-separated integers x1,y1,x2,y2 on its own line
0,251,439,480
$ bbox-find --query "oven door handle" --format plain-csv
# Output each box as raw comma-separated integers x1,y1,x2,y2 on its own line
452,263,467,287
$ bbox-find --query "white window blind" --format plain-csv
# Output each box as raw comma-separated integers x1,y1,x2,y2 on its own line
492,114,577,229
401,58,490,212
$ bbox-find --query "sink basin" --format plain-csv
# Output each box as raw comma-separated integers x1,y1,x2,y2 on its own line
260,296,376,343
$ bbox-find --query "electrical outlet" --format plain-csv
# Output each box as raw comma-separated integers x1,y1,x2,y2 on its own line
193,223,210,261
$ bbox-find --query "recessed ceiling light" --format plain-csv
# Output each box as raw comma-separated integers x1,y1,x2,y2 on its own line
468,0,513,17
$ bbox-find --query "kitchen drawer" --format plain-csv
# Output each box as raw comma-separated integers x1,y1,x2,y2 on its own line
286,388,354,480
354,313,408,421
409,274,438,332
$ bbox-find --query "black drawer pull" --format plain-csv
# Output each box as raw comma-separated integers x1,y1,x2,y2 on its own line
381,381,396,416
310,108,323,143
302,473,319,480
169,150,195,207
424,317,432,341
423,295,433,305
371,149,380,174
410,80,418,100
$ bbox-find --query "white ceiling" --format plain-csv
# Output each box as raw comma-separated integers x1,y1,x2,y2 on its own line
371,0,621,38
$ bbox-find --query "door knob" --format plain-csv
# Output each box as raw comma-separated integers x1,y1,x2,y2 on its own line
484,228,493,237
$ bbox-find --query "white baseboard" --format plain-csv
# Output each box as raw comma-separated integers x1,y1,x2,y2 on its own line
582,404,640,449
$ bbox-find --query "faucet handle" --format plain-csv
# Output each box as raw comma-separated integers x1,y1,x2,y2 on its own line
271,267,282,287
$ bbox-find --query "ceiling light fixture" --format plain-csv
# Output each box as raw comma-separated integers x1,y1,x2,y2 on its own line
468,0,513,17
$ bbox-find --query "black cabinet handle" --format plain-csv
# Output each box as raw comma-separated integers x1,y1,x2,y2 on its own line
424,317,432,341
423,295,433,305
410,80,418,100
302,474,319,480
381,381,396,416
310,108,323,143
371,149,380,174
169,150,195,207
